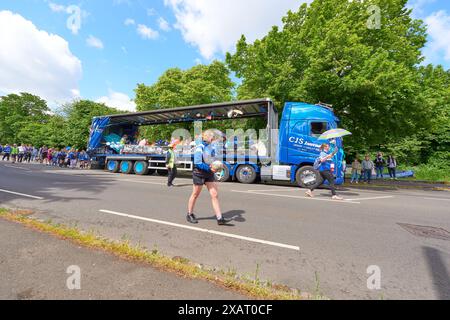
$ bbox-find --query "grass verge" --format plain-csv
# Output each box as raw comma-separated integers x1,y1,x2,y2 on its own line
0,208,319,300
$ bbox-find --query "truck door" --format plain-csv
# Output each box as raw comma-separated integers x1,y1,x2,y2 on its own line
287,120,330,164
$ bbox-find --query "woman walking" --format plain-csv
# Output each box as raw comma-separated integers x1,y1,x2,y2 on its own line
186,130,231,226
305,143,343,200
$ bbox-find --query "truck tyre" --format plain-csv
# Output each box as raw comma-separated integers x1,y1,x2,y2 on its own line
148,169,156,176
134,161,149,175
107,160,120,173
296,166,323,189
235,165,257,184
120,161,134,174
215,164,231,182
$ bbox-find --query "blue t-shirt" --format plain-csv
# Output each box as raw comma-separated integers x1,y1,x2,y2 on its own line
194,141,215,173
318,151,333,172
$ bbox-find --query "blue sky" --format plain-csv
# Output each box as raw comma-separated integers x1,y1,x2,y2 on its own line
0,0,449,111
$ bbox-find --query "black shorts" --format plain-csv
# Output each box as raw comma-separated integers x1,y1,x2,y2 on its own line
193,169,216,185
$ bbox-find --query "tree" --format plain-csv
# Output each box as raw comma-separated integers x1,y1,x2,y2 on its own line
134,61,235,141
226,0,432,150
0,93,50,144
60,100,120,149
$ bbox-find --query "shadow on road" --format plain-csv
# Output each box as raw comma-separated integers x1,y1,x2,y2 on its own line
423,246,450,299
196,209,246,225
0,163,114,204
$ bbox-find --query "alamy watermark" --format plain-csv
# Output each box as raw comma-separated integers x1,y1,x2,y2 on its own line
66,265,81,290
366,265,381,290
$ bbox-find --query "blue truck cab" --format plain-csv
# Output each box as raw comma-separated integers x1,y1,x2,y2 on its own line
268,102,345,187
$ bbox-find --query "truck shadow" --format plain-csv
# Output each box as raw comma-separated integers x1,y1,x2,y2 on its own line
0,165,114,204
422,246,450,300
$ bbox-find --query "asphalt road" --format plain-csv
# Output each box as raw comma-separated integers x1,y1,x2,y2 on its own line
1,161,449,300
0,218,246,300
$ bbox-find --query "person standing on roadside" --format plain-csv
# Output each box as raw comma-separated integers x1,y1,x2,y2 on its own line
11,144,18,163
374,152,385,179
2,144,10,161
41,146,48,164
166,141,178,187
387,155,397,180
305,143,343,200
18,144,25,163
362,154,374,184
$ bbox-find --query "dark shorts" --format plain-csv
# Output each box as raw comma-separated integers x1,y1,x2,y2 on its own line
193,169,216,185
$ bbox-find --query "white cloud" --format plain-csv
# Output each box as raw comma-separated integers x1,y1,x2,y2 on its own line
424,10,450,64
407,0,436,18
124,18,135,26
48,2,66,13
147,8,157,16
158,17,171,32
96,90,136,112
137,24,159,40
164,0,309,59
86,35,104,49
47,2,89,35
0,11,82,103
114,0,132,5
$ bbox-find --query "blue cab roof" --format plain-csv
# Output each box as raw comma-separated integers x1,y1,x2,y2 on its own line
282,102,340,122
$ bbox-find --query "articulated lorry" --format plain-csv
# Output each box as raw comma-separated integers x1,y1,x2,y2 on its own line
87,98,345,188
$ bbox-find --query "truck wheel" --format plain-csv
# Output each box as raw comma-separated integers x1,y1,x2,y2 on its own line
296,166,323,189
134,161,149,175
215,165,231,182
107,160,120,173
236,165,257,184
120,161,134,174
148,169,156,176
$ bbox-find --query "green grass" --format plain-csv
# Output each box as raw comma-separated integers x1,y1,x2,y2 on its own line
407,165,449,183
346,166,449,183
0,208,318,300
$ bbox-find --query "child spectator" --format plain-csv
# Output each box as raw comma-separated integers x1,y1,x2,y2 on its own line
350,158,362,184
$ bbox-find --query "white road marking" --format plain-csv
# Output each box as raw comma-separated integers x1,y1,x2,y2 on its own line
245,189,300,192
422,197,450,202
344,196,394,202
231,190,360,204
0,188,44,200
118,179,166,186
99,209,300,251
3,165,31,171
